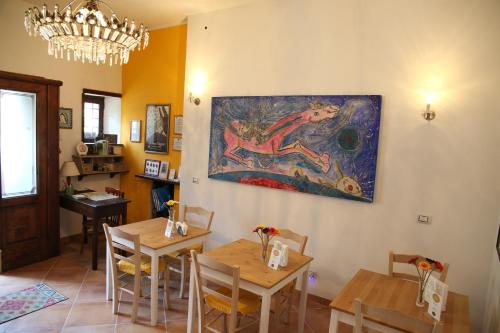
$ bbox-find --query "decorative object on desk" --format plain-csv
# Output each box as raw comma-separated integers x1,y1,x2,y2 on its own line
408,256,444,307
60,161,80,195
130,120,141,143
428,293,443,321
111,144,123,155
145,104,170,154
253,224,279,262
59,108,72,129
165,199,178,221
209,96,382,203
96,140,109,155
76,142,88,156
174,115,183,135
144,159,161,176
165,219,175,238
424,274,449,311
173,137,182,151
158,161,169,179
175,221,188,236
103,134,118,145
168,168,176,180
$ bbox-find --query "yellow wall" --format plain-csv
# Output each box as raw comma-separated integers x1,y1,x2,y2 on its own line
121,24,187,222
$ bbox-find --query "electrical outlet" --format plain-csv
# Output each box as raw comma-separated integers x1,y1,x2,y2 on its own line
192,177,200,184
417,215,432,224
308,271,318,281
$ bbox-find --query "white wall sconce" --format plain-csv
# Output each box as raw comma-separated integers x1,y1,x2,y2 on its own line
188,71,206,106
423,103,435,121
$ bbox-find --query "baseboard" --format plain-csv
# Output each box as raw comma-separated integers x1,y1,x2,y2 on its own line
59,234,81,247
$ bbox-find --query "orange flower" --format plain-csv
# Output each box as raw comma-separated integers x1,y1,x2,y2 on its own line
418,261,432,270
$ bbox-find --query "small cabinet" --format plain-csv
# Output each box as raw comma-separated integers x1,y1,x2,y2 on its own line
73,154,128,180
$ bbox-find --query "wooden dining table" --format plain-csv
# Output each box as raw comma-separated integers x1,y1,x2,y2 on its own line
187,239,313,333
329,269,470,333
105,217,211,326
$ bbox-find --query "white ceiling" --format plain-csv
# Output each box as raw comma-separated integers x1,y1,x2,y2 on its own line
24,0,256,29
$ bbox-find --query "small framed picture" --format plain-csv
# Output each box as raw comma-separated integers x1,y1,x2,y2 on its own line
144,159,161,176
168,168,176,180
174,115,183,135
173,137,182,151
158,161,169,179
130,120,141,143
59,108,73,129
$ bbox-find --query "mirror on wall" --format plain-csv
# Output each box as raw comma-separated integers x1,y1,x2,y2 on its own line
81,89,122,144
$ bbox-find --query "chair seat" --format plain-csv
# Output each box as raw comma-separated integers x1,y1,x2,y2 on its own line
166,243,203,258
205,287,260,315
118,256,166,275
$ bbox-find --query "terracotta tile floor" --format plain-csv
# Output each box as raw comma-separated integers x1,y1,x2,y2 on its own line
0,240,352,332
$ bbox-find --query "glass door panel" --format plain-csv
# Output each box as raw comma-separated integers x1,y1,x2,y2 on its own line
0,89,37,198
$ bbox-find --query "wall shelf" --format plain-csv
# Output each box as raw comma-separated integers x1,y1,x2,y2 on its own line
135,173,180,185
73,154,128,180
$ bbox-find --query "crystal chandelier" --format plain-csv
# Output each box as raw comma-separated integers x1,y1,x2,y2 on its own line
24,0,150,66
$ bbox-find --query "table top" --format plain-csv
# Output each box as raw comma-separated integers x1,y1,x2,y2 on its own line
203,239,313,289
59,191,130,208
115,217,211,250
330,269,470,333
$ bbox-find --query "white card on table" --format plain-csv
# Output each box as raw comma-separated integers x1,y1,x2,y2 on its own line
427,292,443,321
165,219,175,238
268,248,282,270
424,274,448,311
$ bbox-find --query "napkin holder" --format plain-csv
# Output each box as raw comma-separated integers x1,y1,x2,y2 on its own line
175,221,188,236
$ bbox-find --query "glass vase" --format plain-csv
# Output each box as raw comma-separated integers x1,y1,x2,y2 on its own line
261,235,270,263
416,279,425,307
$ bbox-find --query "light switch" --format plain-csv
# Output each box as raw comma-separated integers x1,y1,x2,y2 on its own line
192,177,200,184
417,215,432,224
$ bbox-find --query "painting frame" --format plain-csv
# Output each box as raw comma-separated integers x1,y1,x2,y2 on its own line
174,115,183,135
59,107,73,129
144,159,161,176
208,95,382,203
158,161,169,179
144,104,170,154
130,119,141,142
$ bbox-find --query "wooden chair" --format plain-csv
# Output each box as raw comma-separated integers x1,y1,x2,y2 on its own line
191,250,260,333
388,251,449,282
80,187,125,254
353,298,442,333
165,205,214,298
273,229,308,324
103,223,170,322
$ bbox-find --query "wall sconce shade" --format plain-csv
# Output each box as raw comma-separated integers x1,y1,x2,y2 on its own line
189,92,201,106
423,103,436,121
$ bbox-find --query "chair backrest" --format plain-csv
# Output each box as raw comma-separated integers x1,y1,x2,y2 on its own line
353,298,442,333
388,251,449,282
191,250,240,333
181,205,214,231
276,228,308,254
103,223,141,283
105,187,125,225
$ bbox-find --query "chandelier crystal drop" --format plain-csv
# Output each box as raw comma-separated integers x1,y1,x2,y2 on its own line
24,0,150,66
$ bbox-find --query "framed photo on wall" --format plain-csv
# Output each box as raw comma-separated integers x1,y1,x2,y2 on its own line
145,104,170,154
173,137,182,151
144,159,161,176
59,108,73,129
174,115,183,135
130,120,141,142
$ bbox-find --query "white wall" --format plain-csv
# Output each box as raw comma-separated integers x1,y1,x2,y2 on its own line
104,96,122,143
181,0,500,331
0,0,122,237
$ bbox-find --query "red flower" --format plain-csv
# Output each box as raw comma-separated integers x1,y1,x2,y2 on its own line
434,261,444,272
408,257,418,265
262,227,269,234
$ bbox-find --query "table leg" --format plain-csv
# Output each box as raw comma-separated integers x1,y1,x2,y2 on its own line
328,310,339,333
259,293,271,332
92,217,99,270
187,260,196,333
298,269,309,333
106,242,112,301
150,254,159,326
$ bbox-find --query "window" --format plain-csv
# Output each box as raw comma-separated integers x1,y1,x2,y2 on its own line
82,94,104,142
0,89,37,198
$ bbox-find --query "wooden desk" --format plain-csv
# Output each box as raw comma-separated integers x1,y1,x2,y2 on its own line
187,239,313,333
59,192,130,270
107,218,211,326
329,269,470,333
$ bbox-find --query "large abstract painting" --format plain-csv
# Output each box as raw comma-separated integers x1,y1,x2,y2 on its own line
208,95,382,202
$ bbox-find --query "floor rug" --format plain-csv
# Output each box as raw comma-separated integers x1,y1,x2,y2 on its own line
0,283,68,324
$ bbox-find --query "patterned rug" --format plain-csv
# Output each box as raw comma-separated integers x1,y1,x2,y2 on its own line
0,283,68,324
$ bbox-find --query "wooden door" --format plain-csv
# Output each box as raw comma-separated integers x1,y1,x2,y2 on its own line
0,71,61,271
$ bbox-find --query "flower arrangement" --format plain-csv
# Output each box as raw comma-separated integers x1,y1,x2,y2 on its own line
408,256,444,307
253,224,279,262
164,200,178,221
